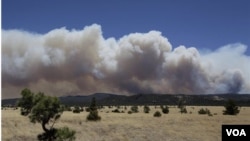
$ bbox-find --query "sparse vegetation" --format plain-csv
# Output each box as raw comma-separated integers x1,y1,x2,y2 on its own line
2,105,250,141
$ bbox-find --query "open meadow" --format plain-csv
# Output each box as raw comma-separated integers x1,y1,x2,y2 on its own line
2,106,250,141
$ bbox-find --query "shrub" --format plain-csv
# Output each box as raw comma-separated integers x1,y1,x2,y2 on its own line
144,105,150,113
198,108,211,115
161,105,169,114
73,106,81,113
180,107,187,114
154,111,162,117
131,105,139,113
112,109,120,113
64,106,72,111
87,110,101,121
223,99,240,115
85,107,90,112
178,98,185,109
55,127,76,141
128,111,132,114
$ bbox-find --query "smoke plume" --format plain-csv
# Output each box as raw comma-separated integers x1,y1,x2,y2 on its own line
2,24,250,98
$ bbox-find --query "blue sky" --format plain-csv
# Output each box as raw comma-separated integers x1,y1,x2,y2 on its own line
2,0,250,55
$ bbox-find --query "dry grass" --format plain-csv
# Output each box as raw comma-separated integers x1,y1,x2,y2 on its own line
2,106,250,141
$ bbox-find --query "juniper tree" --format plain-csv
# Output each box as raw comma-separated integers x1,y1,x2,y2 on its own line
223,99,240,115
87,97,101,121
18,88,75,141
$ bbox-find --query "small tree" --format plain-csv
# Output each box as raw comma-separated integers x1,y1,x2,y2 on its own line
177,98,185,109
18,88,75,141
177,98,187,114
161,105,169,114
143,105,150,113
131,105,139,113
87,97,101,121
223,99,240,115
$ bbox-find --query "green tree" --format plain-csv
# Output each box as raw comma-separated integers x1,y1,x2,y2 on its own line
18,88,75,141
223,99,240,115
87,97,101,121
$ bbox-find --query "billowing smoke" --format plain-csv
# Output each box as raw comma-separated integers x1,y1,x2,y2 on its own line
2,24,250,98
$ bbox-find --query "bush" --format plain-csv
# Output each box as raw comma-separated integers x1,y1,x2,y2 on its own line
128,111,132,114
198,108,211,115
55,127,76,141
112,109,120,113
223,99,240,115
73,106,81,113
178,98,185,109
63,105,72,111
144,105,150,113
161,105,169,114
85,107,90,112
180,107,187,114
131,105,139,113
154,111,162,117
87,110,101,121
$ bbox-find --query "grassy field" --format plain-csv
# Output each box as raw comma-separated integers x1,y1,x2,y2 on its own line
2,106,250,141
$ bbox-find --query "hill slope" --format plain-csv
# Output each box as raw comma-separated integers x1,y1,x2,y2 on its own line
2,93,250,107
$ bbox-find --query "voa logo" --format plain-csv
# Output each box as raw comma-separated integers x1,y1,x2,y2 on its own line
226,129,246,136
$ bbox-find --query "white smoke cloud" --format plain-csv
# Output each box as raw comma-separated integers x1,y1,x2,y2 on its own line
2,24,250,98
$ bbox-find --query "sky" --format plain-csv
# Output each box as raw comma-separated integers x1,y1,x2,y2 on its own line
2,0,250,98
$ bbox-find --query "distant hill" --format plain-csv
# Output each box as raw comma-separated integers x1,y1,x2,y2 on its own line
2,93,250,107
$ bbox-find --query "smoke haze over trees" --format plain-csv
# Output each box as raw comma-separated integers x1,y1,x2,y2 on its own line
2,24,250,98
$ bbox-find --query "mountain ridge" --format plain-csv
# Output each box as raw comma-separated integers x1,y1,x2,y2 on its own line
2,93,250,107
